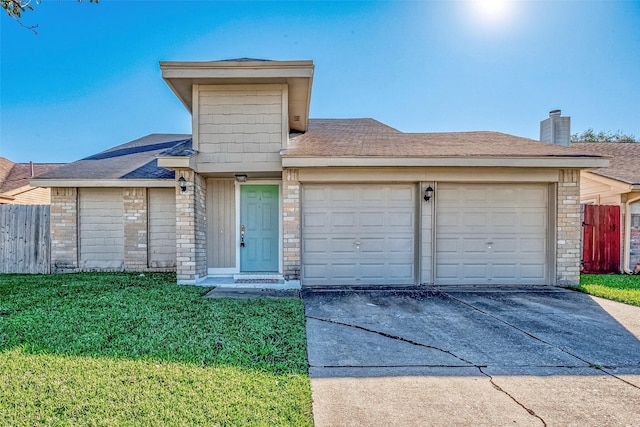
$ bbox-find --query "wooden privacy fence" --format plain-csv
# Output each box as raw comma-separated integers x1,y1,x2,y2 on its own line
582,204,620,274
0,205,50,274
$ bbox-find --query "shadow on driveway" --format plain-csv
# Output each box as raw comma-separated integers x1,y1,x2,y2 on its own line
303,287,640,426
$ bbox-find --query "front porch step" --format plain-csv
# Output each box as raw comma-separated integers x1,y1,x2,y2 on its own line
233,273,283,281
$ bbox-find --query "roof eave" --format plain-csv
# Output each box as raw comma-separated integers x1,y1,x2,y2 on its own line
583,170,640,192
29,179,175,188
281,156,610,169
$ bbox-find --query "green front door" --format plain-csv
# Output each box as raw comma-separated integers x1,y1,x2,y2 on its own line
240,185,279,272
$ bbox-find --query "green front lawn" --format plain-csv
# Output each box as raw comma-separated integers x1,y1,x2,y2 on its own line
0,273,312,426
579,274,640,307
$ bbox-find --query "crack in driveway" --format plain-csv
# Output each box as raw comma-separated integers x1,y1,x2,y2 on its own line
307,314,547,425
440,291,640,392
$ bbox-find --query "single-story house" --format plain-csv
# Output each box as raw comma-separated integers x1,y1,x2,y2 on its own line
572,140,640,273
32,58,609,287
0,157,64,204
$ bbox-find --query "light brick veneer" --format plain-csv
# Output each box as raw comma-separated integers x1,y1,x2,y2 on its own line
556,169,581,286
124,187,148,271
50,187,79,272
282,168,301,281
175,170,208,283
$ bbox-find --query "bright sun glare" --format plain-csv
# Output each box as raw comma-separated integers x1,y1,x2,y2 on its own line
474,0,511,21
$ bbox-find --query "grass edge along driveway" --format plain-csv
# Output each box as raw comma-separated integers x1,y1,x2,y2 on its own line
0,273,312,426
579,273,640,307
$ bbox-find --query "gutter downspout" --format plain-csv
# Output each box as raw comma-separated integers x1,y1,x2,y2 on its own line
623,194,640,274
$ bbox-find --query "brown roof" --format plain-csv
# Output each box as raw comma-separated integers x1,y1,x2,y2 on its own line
571,142,640,185
0,160,65,193
0,157,14,183
284,119,602,158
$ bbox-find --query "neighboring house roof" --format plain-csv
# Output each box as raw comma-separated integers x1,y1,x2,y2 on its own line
572,142,640,186
284,118,603,159
0,158,64,193
35,134,191,182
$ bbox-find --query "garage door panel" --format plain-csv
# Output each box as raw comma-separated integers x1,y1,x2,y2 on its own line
302,184,416,286
521,212,546,227
492,264,517,279
390,188,414,203
492,239,517,253
464,212,489,228
389,237,414,254
492,213,517,227
360,212,385,227
437,238,459,253
521,238,546,253
302,212,327,229
359,238,385,253
463,264,490,279
390,212,414,227
332,238,358,254
464,239,490,253
302,238,328,253
521,264,546,279
436,183,548,285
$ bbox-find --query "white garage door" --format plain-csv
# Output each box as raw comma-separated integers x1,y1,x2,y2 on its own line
301,184,416,286
79,188,124,270
436,183,548,285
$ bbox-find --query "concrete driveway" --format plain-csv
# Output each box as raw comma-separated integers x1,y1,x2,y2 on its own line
302,287,640,426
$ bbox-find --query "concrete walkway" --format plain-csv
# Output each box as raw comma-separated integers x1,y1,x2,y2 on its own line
303,287,640,426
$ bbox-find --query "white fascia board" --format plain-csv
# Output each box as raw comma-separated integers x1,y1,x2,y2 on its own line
29,179,175,188
157,156,192,169
281,157,610,169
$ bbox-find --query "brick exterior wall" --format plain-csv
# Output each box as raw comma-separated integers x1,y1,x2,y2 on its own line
50,187,78,272
124,187,148,271
282,168,301,281
175,171,208,283
556,169,581,286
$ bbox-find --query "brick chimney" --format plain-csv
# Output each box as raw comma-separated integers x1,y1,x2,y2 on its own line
540,109,571,147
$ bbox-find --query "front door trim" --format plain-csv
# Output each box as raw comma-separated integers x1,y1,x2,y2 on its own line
235,181,282,274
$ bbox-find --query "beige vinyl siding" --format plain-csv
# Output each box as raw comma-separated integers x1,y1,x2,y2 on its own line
79,188,124,270
196,84,285,172
207,179,236,268
580,175,623,205
3,187,51,205
148,188,176,268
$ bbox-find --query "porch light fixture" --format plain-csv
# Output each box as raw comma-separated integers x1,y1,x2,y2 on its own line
423,185,434,202
178,176,187,192
235,174,248,183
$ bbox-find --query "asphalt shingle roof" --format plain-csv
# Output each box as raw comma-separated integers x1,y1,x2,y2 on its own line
284,119,601,158
37,134,191,180
0,159,65,193
571,142,640,185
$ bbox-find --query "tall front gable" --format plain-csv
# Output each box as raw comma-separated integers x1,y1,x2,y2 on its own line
159,59,314,176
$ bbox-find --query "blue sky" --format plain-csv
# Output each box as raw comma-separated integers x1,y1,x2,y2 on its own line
1,0,639,163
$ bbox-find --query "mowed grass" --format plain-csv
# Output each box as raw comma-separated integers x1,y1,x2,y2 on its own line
0,273,312,426
579,274,640,307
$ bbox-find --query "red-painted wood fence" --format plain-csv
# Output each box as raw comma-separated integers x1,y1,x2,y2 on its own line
582,205,620,274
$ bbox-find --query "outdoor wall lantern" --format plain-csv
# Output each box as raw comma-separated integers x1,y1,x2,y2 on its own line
423,185,434,202
178,176,187,193
235,174,248,183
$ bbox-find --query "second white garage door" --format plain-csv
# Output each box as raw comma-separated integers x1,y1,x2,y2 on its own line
301,184,416,286
436,183,549,285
